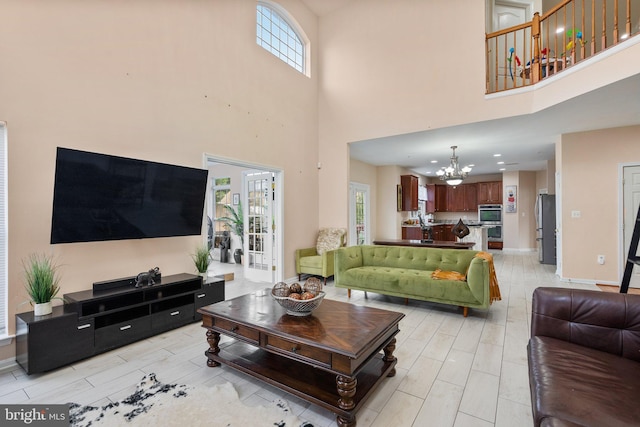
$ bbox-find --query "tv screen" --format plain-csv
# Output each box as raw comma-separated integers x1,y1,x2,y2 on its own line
50,148,209,244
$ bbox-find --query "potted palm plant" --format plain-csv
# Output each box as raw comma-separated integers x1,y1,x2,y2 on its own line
192,245,211,277
219,202,244,264
23,253,61,316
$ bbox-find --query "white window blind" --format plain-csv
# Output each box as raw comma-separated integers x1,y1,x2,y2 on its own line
0,123,6,336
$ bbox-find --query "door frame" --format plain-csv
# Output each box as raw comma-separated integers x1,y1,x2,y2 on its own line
619,162,640,286
203,153,284,283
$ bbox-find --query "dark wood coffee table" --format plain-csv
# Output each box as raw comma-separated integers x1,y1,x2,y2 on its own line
198,290,404,427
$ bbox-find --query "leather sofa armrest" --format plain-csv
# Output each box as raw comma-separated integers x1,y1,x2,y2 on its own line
531,287,640,361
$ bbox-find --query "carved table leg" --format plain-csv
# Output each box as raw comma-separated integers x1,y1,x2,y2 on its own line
383,337,397,377
205,329,221,367
336,375,357,427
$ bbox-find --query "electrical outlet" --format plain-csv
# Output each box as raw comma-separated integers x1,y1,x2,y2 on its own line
571,210,581,218
597,255,605,265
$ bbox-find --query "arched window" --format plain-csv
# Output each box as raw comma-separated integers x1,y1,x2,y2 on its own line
256,1,308,75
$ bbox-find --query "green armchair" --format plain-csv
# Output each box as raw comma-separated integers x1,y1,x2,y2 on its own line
295,228,346,285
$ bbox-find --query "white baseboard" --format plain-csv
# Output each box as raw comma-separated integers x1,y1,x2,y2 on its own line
501,248,537,253
0,356,18,373
558,277,619,286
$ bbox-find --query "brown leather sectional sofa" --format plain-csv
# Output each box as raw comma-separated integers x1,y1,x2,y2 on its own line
528,287,640,427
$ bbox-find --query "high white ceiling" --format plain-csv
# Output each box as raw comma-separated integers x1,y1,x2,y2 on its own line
349,73,640,176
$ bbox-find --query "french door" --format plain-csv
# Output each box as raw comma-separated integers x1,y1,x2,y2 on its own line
349,182,370,245
243,170,275,283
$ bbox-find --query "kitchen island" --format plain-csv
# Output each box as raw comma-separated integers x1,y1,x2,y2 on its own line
372,239,476,249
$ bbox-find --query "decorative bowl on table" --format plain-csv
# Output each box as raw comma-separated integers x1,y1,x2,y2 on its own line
271,278,325,316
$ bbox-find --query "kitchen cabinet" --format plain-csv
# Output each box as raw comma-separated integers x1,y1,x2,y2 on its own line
477,181,503,204
425,184,436,213
444,183,478,212
442,224,456,241
429,224,455,241
434,185,448,212
430,225,443,240
402,227,423,240
401,175,419,211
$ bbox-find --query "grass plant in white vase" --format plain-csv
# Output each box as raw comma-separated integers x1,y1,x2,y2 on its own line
23,253,61,316
192,245,211,279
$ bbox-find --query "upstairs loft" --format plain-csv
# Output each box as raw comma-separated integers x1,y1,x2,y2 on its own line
486,0,640,94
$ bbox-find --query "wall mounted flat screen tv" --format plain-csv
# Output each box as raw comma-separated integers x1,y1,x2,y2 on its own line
51,147,209,244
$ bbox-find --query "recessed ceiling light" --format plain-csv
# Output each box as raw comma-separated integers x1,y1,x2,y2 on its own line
499,168,506,171
430,160,438,163
493,154,502,157
468,164,475,167
497,161,505,165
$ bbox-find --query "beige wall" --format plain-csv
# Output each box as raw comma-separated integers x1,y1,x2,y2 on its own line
0,0,318,360
317,0,640,232
559,125,640,283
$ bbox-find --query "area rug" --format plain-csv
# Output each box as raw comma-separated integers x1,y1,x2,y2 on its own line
69,373,313,427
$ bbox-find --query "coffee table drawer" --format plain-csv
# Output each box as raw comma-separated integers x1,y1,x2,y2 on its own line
266,335,331,366
215,318,259,343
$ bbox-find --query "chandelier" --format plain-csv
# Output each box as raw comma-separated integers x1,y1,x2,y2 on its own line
436,146,472,186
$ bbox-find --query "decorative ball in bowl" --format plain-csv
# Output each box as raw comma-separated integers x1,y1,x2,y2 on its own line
272,278,325,316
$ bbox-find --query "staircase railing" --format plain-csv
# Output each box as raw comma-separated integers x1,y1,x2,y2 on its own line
486,0,638,94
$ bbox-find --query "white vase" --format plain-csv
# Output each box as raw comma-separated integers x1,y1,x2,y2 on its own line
33,301,52,316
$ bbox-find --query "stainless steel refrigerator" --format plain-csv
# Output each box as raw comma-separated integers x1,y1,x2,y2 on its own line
536,194,556,265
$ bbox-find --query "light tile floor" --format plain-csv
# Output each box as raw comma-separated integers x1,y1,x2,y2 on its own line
0,252,601,426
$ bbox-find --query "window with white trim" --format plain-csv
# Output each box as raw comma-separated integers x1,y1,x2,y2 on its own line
0,124,7,337
256,2,307,75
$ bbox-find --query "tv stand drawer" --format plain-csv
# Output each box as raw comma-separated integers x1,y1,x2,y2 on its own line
151,303,194,332
95,316,151,352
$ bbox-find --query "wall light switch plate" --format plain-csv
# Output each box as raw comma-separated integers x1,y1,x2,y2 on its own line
571,210,581,218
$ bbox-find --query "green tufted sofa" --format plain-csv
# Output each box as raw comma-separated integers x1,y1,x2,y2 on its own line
334,245,491,316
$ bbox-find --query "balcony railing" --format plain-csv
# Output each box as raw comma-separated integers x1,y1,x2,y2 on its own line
486,0,639,94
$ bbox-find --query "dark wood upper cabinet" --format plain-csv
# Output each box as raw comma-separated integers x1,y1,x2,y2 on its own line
425,184,436,213
477,181,503,204
464,183,477,211
434,185,448,212
401,175,419,211
434,183,477,212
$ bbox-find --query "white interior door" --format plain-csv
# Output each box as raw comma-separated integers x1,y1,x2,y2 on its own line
623,165,640,288
491,1,530,90
243,170,274,283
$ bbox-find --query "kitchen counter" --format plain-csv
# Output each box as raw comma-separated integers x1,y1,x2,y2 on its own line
373,239,476,249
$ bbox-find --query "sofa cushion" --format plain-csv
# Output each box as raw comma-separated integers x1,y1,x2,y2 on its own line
316,228,345,255
528,335,640,427
341,266,480,304
360,245,478,274
299,255,322,269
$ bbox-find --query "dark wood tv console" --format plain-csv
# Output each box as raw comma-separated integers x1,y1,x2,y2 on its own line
15,273,224,374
